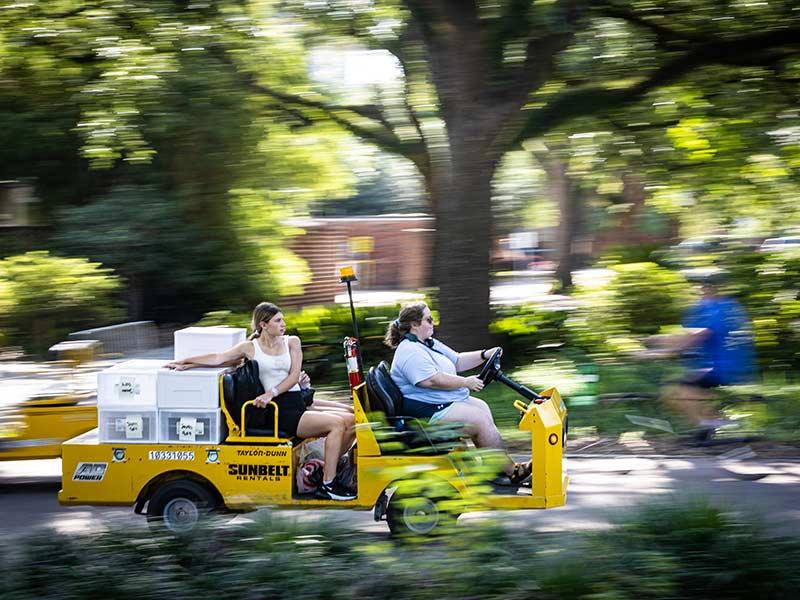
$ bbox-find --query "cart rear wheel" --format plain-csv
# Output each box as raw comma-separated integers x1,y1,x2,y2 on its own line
146,479,218,534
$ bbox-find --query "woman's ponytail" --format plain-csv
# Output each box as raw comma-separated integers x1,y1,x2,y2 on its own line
383,319,402,348
384,303,427,348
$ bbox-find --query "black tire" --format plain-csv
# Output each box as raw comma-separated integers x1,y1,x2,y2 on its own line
146,479,219,534
386,489,459,538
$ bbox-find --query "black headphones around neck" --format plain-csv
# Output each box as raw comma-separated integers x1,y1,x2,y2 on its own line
404,332,435,348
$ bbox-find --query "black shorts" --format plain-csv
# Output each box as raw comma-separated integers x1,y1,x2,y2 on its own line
248,391,307,437
679,368,721,388
402,397,453,420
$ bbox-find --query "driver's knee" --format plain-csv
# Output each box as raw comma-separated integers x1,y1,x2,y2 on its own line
438,403,488,428
466,396,493,416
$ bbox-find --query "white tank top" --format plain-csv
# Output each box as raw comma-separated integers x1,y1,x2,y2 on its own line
251,336,300,393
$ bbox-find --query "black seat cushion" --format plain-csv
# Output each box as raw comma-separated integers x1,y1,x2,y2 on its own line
365,361,404,417
222,360,297,439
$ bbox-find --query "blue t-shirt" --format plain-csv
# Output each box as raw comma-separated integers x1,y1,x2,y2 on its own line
390,338,469,405
683,296,755,385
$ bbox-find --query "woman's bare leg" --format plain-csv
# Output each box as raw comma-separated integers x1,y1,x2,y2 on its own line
296,412,347,482
309,407,356,449
434,401,515,475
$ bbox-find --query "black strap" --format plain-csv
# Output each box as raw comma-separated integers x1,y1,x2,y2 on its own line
404,333,447,357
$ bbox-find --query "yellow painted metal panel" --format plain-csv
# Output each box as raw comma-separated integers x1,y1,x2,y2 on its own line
2,401,96,461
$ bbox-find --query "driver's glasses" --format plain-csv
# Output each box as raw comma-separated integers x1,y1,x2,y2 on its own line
423,316,434,324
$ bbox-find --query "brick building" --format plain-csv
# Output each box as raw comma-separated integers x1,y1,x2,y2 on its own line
282,215,434,307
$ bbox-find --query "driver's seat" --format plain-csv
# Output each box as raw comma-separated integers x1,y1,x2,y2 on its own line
365,361,403,417
365,361,463,455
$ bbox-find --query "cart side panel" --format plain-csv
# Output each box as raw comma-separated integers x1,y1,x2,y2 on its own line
60,431,294,509
213,444,293,508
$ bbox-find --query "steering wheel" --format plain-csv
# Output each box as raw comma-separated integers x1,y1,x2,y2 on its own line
478,348,503,386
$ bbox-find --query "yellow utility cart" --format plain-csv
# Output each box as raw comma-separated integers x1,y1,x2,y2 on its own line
59,348,567,536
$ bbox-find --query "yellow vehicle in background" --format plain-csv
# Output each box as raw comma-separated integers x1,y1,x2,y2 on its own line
59,347,567,536
0,388,96,461
1,342,100,461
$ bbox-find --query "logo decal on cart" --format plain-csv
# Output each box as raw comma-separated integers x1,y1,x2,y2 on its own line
72,462,108,482
112,448,126,462
235,448,289,457
206,449,220,464
228,463,289,481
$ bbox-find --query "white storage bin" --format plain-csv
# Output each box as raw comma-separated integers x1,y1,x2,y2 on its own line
157,367,229,409
97,360,167,407
174,326,246,361
98,407,158,443
158,409,224,444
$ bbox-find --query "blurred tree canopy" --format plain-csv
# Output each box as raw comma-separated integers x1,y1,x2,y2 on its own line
0,1,354,322
0,251,123,354
256,0,800,347
2,1,799,343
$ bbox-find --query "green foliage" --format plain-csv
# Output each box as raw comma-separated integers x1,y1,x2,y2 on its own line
53,185,258,321
228,188,311,299
600,243,665,266
0,251,122,355
744,250,800,372
566,262,694,354
502,358,679,436
2,500,799,600
609,501,800,599
0,2,355,325
490,305,570,364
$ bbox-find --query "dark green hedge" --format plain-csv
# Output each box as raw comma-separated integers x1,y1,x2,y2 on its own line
2,500,798,600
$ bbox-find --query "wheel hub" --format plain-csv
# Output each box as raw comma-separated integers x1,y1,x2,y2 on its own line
163,497,200,533
401,497,440,535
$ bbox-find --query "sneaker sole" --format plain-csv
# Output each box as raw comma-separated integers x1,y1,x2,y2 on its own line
317,489,357,501
324,494,356,501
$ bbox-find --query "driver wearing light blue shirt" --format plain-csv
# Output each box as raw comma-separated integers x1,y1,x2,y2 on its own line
391,336,468,419
383,302,532,485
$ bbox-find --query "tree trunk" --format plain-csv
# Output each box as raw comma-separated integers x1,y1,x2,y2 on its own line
619,173,646,243
428,125,494,350
544,157,579,292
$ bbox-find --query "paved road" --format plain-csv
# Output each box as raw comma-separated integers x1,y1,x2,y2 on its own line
2,456,798,539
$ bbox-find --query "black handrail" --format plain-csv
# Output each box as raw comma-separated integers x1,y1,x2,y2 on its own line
495,370,543,402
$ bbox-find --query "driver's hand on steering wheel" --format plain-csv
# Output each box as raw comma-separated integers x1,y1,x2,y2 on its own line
485,346,502,360
464,376,485,392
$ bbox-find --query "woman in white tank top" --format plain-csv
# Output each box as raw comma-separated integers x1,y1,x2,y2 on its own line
251,335,301,395
165,302,357,501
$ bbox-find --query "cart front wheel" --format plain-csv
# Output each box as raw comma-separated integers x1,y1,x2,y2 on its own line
386,490,458,538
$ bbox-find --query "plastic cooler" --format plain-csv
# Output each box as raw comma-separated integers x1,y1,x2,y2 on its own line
173,326,247,361
97,359,167,407
156,367,229,409
158,409,224,444
98,406,158,443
